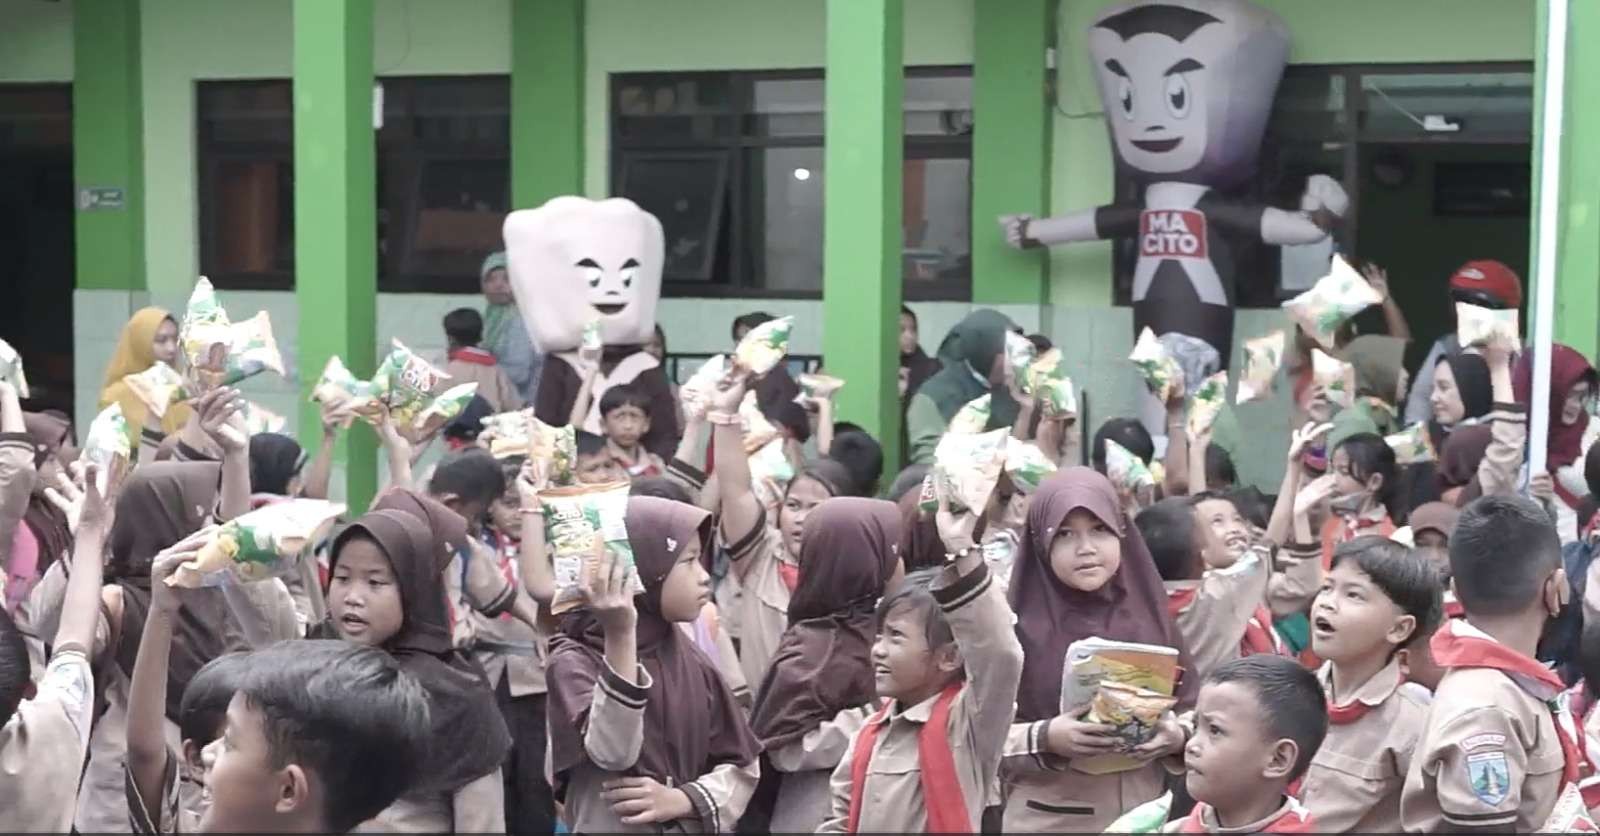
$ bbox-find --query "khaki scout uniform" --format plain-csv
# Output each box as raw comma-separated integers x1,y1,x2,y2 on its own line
1300,659,1428,832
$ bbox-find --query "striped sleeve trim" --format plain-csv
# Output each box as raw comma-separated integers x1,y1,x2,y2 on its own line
725,505,769,561
1282,541,1321,560
683,780,717,832
477,582,517,619
1442,810,1518,826
1027,719,1052,771
0,431,34,453
598,663,649,710
141,427,167,447
174,440,217,463
1488,402,1528,422
667,457,707,489
932,562,991,612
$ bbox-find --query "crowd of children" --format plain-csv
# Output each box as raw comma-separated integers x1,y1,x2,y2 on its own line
8,250,1600,836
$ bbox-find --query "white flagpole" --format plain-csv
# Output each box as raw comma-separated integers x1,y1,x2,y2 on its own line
1529,0,1569,479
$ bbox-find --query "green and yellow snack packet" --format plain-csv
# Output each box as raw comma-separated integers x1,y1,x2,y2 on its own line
1457,302,1520,351
948,394,992,435
123,362,187,418
733,316,793,376
930,428,1009,515
311,355,380,421
1235,330,1285,405
1004,437,1056,494
167,499,346,589
1005,331,1038,390
795,372,845,405
1129,327,1183,403
1187,370,1228,439
1026,349,1078,417
540,482,636,614
1282,255,1382,350
1311,349,1355,409
1105,439,1155,492
82,403,131,494
370,340,453,429
1385,422,1436,465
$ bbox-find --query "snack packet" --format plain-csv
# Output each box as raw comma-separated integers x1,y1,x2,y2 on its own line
311,356,379,419
540,482,636,614
1158,331,1221,396
0,337,28,399
1235,330,1285,405
416,382,479,431
1026,349,1078,417
929,428,1008,514
1105,439,1155,492
1084,681,1178,751
948,394,992,435
679,355,732,420
167,499,346,589
732,316,793,376
479,410,578,485
1004,437,1056,494
1187,370,1228,439
739,391,782,453
748,437,796,496
237,400,287,435
1282,255,1383,349
180,278,235,383
1540,781,1600,833
82,403,131,494
1004,331,1038,389
1385,422,1436,465
1129,328,1183,403
1457,302,1520,350
794,373,845,406
580,319,603,354
370,340,453,429
122,362,187,418
1311,349,1356,409
1102,792,1173,834
221,311,287,384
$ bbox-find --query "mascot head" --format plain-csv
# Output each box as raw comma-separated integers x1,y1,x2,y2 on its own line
503,196,665,352
1087,0,1288,188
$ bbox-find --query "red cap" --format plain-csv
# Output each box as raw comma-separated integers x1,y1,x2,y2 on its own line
1449,260,1523,308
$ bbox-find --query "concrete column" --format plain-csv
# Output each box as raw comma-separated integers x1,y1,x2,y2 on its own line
72,0,145,292
511,0,586,207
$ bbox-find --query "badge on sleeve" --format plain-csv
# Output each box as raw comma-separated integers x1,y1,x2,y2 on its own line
1466,751,1511,806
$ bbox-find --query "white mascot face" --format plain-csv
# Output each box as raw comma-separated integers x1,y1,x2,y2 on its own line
1088,0,1288,187
503,196,665,352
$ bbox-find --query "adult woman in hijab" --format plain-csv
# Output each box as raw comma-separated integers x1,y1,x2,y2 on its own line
481,251,544,404
1514,344,1599,541
1427,352,1494,450
545,497,761,834
1427,343,1524,508
1326,334,1409,453
323,493,511,832
1001,467,1196,833
746,498,902,834
98,307,193,448
905,309,1020,465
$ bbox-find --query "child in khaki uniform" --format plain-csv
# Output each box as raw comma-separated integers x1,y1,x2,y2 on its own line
1299,536,1441,832
1402,495,1577,832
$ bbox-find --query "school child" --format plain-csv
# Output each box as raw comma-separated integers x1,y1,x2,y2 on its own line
1141,497,1287,688
0,462,112,832
1000,467,1196,832
575,430,630,485
442,307,523,413
816,507,1025,832
542,496,762,833
1299,536,1440,832
747,498,902,833
190,640,431,833
1175,655,1325,833
324,499,512,832
1401,495,1576,831
1317,433,1399,564
596,384,666,479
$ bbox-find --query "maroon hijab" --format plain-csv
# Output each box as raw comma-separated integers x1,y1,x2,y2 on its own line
1008,467,1197,722
547,497,759,789
750,498,901,750
1514,344,1597,472
1437,424,1493,501
18,412,73,576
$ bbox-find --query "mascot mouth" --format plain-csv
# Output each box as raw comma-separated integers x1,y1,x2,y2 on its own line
593,303,627,316
1130,137,1182,153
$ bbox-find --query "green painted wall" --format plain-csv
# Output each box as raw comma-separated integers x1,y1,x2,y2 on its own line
74,0,146,293
512,0,584,207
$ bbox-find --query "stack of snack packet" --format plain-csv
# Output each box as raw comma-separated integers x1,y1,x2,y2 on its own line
1235,330,1285,405
1457,302,1520,350
311,340,477,432
81,403,131,494
1129,328,1184,403
1282,255,1382,350
0,338,29,398
1059,637,1181,774
1187,370,1228,439
167,499,346,588
179,277,286,391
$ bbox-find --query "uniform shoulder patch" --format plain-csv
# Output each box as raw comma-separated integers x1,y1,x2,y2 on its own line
1462,733,1508,752
1466,750,1511,806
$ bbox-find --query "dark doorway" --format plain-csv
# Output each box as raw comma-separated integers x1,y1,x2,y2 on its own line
0,84,74,414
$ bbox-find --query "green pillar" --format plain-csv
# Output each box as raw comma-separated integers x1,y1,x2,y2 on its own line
971,0,1051,306
1537,0,1600,359
823,0,903,475
511,0,585,207
293,0,377,509
72,0,145,291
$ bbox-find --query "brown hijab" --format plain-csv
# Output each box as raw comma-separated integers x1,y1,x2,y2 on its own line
329,498,510,794
547,497,759,790
897,489,948,573
19,412,73,575
750,498,901,751
1008,466,1197,722
109,461,228,721
1437,424,1493,504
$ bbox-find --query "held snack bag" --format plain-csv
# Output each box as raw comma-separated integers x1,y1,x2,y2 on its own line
167,499,346,589
1004,437,1057,494
1385,422,1437,465
1281,254,1383,350
370,340,451,427
0,337,29,398
679,354,732,421
930,428,1009,515
1085,681,1178,752
311,356,380,421
1310,349,1356,409
794,372,844,405
237,400,287,435
1026,349,1078,417
82,403,131,494
1456,302,1520,350
732,315,793,376
1129,327,1183,403
415,382,479,431
1187,370,1228,439
1004,331,1038,389
948,393,992,434
1235,330,1285,405
122,362,187,418
222,312,287,384
540,482,637,614
1104,439,1156,493
580,319,603,354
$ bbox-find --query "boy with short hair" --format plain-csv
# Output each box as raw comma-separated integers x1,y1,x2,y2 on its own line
1299,536,1440,832
817,541,1024,832
442,307,523,413
196,640,430,833
574,430,629,485
1401,495,1576,832
128,650,252,834
1175,654,1326,833
597,384,664,478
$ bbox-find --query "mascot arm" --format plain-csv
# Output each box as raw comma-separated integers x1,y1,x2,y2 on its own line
998,207,1107,250
1260,174,1349,246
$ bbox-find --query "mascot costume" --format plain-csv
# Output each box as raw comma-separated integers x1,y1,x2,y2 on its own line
504,196,679,457
1001,0,1347,381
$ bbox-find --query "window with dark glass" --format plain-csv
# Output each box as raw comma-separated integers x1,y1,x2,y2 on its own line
197,76,509,292
611,67,974,300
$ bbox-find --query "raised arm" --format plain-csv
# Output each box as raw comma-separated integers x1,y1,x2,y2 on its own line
516,459,556,606
299,406,342,500
0,382,35,575
1476,342,1526,498
709,374,764,578
1360,263,1412,341
568,342,603,428
374,414,415,492
1164,391,1191,496
1267,421,1329,547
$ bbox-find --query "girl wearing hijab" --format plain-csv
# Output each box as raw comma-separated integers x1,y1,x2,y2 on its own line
98,307,193,448
1000,467,1195,833
905,309,1020,465
323,492,512,832
746,498,902,834
1325,334,1409,453
1514,345,1599,541
544,496,761,834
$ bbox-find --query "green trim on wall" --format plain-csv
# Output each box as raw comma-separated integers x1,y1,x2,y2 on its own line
823,0,904,475
971,0,1050,306
512,0,585,208
73,0,145,292
293,0,378,510
1546,0,1600,359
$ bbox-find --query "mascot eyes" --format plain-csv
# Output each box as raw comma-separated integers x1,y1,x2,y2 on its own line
1117,77,1135,120
1165,74,1190,118
576,259,604,288
619,265,636,288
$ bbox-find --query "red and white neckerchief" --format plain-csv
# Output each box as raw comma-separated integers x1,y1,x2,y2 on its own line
448,346,497,366
1442,589,1465,620
1322,662,1400,726
1179,797,1316,834
1166,586,1287,660
845,683,971,833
